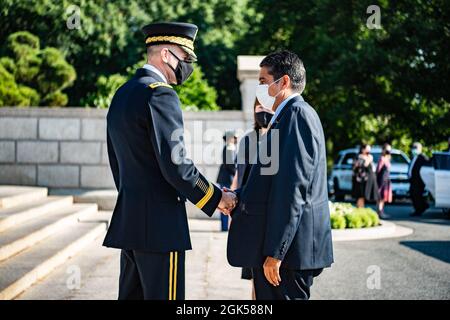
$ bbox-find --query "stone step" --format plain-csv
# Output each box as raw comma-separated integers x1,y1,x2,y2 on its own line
0,204,98,262
50,188,221,219
49,189,117,211
0,196,73,233
0,186,48,210
16,234,119,300
0,219,107,300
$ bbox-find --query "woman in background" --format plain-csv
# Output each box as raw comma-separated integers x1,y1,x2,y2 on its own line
352,144,379,208
230,98,274,300
376,143,393,219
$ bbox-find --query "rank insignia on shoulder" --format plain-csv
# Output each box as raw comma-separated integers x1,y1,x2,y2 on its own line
148,82,173,89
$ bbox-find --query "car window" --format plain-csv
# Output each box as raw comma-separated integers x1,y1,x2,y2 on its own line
391,153,409,164
372,153,381,164
373,153,409,165
341,153,356,165
334,155,341,165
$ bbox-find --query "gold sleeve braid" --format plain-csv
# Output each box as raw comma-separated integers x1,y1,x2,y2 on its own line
195,177,214,209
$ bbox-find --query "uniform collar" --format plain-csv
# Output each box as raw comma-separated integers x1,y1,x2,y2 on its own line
142,64,168,83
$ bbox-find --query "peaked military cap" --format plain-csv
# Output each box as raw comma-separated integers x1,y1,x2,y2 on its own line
142,22,198,61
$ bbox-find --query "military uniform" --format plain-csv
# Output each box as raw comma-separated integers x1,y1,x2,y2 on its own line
103,22,222,300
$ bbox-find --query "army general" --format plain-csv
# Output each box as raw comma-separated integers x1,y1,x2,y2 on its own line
103,22,237,300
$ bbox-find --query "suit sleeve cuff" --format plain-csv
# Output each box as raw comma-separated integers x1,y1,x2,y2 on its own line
195,183,222,217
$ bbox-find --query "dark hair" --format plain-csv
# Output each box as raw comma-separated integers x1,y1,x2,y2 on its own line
260,50,306,92
359,143,369,154
253,98,262,131
382,143,391,156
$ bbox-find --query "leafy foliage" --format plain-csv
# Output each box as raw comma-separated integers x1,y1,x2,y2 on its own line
329,202,380,229
0,31,75,106
0,1,448,157
239,0,450,159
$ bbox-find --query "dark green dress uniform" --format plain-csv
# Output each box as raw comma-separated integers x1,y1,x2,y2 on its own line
103,22,222,300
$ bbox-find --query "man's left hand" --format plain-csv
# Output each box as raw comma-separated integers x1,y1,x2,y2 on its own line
263,256,282,286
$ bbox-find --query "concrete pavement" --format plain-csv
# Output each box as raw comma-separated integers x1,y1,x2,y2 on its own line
17,204,450,300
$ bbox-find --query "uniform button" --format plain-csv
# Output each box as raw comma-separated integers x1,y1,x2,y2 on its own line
177,196,181,202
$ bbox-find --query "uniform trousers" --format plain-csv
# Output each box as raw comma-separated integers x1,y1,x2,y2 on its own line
118,249,185,300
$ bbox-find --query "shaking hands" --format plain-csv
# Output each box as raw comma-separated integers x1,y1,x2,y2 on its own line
218,187,238,215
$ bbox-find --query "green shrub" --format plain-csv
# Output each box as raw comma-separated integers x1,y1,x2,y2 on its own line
354,208,373,228
82,74,128,109
0,31,76,107
174,66,220,111
367,209,380,227
330,213,346,229
345,212,364,229
0,64,40,106
43,91,68,107
330,202,379,229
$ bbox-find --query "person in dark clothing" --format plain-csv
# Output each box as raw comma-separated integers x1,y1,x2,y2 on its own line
352,144,379,208
376,143,393,219
230,98,274,299
217,131,238,231
227,51,333,300
408,142,430,216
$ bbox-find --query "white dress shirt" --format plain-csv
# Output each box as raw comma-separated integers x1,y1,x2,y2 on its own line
408,155,418,178
142,64,167,83
268,93,302,127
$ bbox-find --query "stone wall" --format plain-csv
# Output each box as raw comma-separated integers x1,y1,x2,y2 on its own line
0,107,251,189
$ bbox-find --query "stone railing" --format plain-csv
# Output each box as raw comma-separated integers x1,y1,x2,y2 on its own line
0,107,249,190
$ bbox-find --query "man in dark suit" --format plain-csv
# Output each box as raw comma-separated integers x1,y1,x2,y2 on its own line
227,51,334,300
408,142,430,216
103,22,237,300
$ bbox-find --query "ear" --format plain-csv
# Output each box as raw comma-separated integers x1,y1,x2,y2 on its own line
282,75,291,89
160,47,169,63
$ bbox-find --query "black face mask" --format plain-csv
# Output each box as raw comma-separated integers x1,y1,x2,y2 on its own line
167,49,194,85
255,111,273,128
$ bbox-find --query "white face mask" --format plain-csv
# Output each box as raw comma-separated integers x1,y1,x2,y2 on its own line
255,77,282,109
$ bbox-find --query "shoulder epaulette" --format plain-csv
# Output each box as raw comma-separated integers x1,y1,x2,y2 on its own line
148,82,173,89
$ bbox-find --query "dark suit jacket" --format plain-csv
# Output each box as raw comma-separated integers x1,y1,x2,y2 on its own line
103,68,222,252
227,95,334,270
409,154,429,192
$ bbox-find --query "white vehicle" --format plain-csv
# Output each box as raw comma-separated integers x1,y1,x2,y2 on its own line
328,146,411,201
420,152,450,211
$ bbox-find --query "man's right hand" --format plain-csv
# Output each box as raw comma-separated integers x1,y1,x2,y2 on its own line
218,188,238,215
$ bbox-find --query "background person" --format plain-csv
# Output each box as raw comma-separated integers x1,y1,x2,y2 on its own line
227,50,333,300
230,98,274,299
217,130,238,231
376,143,393,219
408,142,430,216
352,144,379,208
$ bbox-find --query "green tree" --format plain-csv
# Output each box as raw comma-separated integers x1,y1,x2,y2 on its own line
86,62,219,110
0,0,251,109
0,31,76,106
239,0,450,162
174,66,219,111
82,74,128,109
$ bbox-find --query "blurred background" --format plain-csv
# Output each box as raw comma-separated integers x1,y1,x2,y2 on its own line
1,0,449,165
